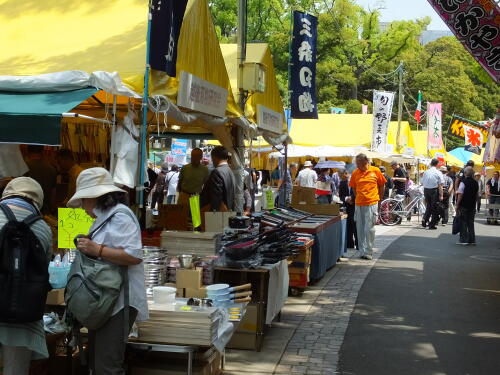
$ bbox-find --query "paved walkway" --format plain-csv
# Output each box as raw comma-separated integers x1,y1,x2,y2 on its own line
338,217,500,375
224,222,414,374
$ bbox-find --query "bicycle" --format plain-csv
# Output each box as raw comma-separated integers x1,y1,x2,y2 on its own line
379,186,426,226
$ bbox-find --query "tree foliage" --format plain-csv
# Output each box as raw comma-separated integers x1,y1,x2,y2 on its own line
208,0,499,125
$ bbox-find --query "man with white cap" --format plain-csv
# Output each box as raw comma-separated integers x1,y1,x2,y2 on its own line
67,168,148,374
295,161,318,188
0,177,52,375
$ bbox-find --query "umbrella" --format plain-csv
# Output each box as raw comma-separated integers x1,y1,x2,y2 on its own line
448,147,483,165
315,161,346,169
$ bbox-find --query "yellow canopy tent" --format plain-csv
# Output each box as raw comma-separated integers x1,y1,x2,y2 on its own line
0,0,241,121
289,114,413,149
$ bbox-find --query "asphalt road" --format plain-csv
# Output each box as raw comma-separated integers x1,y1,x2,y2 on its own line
338,216,500,375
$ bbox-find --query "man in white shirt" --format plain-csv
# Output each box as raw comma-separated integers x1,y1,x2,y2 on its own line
295,161,318,188
421,158,443,229
165,165,180,204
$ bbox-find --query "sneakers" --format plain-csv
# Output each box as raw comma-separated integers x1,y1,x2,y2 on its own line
360,255,373,260
428,226,437,230
456,242,468,246
469,242,476,246
421,221,427,228
441,223,446,226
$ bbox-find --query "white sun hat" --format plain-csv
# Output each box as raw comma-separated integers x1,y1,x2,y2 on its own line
67,167,125,208
303,161,313,167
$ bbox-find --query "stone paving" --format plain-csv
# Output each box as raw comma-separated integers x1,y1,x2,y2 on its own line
224,223,413,375
273,225,413,374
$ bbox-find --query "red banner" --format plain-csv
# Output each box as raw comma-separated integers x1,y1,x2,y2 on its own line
427,0,500,83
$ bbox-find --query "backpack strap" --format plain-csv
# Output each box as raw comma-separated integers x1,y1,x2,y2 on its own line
23,213,42,227
0,203,17,222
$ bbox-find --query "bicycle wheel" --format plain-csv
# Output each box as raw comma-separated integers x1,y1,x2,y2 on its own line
379,199,403,226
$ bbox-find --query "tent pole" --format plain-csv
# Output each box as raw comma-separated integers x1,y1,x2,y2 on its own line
138,2,153,226
109,95,117,174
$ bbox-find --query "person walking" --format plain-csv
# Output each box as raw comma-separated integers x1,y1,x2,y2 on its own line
67,168,148,374
440,166,454,225
339,170,357,249
295,161,318,188
390,161,407,195
486,171,500,218
177,148,210,205
150,164,168,211
277,163,297,207
421,159,444,230
165,165,180,204
316,168,333,204
474,172,484,212
0,178,52,375
200,146,236,212
456,166,479,245
378,166,393,200
349,154,386,260
447,166,457,218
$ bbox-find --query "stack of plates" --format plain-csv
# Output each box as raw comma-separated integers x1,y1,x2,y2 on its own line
143,246,168,296
136,303,221,346
160,231,219,258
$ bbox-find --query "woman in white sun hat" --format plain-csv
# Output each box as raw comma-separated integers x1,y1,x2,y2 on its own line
67,167,148,374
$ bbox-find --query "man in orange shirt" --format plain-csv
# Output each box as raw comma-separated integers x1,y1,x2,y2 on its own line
349,153,386,260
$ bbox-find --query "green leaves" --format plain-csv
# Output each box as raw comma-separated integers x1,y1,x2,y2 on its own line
209,0,498,122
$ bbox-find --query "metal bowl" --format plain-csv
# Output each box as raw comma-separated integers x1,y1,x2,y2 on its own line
179,254,194,269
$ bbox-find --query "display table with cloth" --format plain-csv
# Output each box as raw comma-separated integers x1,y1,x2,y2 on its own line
289,215,346,281
214,259,289,351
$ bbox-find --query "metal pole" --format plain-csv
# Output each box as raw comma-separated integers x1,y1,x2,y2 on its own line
235,0,247,212
396,61,404,153
109,95,117,174
138,2,153,221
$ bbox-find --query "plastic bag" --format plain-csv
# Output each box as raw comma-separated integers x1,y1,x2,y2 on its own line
48,262,71,289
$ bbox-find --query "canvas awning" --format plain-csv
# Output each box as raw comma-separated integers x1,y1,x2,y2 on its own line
0,88,98,145
289,114,414,149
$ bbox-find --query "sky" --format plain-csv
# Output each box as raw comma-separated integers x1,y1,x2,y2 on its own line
355,0,449,30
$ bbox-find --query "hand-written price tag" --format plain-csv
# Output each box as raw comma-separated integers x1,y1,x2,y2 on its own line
58,208,95,249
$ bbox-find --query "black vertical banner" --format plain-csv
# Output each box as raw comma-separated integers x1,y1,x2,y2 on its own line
290,11,318,119
149,0,188,77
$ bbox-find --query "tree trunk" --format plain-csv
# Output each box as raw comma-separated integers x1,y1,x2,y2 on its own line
350,82,358,100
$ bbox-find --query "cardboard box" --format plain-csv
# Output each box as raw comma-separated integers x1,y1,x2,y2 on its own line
204,211,236,232
227,331,258,350
175,268,202,289
184,286,207,299
236,305,258,334
46,288,65,305
291,187,340,216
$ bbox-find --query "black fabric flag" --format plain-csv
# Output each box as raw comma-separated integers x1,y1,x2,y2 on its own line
289,11,318,119
149,0,188,77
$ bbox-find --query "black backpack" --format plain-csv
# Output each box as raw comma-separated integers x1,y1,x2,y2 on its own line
0,204,50,323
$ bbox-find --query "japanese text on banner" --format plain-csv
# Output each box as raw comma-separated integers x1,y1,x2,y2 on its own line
427,102,444,150
426,0,500,83
371,91,395,153
463,125,483,155
290,11,318,119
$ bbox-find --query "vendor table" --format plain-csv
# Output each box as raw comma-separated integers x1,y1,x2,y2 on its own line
214,259,289,351
289,215,346,281
127,342,199,375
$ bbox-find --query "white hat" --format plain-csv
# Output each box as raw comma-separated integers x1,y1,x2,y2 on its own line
67,167,125,208
1,177,44,210
304,161,313,167
439,166,447,172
